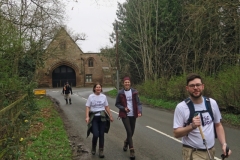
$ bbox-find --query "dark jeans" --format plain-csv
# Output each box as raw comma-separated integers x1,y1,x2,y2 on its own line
92,116,106,148
122,116,136,148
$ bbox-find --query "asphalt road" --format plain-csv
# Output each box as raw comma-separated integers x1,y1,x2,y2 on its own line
46,87,240,160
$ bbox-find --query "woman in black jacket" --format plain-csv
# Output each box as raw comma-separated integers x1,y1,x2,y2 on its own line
115,77,142,160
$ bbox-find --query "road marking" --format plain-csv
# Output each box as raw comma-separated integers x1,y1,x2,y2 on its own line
110,109,118,114
146,126,181,143
146,126,221,160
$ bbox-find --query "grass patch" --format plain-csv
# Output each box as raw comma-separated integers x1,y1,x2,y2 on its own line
106,89,177,110
140,96,177,110
20,96,71,160
222,113,240,127
106,88,118,97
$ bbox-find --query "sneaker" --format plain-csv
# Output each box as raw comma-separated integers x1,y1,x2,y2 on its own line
99,148,104,158
91,146,96,155
123,140,128,151
130,148,135,160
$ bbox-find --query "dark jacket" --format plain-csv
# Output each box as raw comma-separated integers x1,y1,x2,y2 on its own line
62,85,72,94
115,88,142,118
87,110,110,138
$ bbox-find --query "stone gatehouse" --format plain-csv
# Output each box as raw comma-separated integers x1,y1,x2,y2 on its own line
36,27,114,88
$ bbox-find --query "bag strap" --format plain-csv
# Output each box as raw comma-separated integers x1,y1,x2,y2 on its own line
184,97,195,126
204,97,217,138
204,97,214,121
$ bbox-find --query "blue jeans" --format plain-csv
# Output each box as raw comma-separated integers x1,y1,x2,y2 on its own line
92,116,106,148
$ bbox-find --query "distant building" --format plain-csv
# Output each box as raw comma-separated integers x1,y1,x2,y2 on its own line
35,27,114,88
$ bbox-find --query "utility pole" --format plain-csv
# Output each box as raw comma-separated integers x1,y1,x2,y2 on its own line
115,20,119,91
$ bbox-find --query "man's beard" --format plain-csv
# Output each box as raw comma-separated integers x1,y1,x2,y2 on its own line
189,92,202,99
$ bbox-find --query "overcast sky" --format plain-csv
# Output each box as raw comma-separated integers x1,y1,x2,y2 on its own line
64,0,126,53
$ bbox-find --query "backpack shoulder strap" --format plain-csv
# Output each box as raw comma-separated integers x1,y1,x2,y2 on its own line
204,97,214,121
204,96,217,138
184,97,195,126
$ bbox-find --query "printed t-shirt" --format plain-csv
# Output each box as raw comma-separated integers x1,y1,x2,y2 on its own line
124,89,133,116
86,93,108,116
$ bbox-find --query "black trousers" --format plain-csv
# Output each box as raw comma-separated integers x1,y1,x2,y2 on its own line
92,116,106,148
122,116,136,148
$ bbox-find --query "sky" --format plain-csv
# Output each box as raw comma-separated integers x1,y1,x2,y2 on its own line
64,0,126,53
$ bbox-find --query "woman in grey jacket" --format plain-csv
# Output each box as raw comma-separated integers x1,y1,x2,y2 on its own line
115,77,142,160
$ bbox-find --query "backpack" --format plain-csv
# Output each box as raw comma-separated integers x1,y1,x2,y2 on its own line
184,97,217,138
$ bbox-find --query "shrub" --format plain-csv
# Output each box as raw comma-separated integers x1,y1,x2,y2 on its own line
213,66,240,113
166,75,186,101
137,77,168,99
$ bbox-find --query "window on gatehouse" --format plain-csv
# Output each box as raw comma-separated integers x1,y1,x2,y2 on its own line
88,58,93,67
86,74,92,82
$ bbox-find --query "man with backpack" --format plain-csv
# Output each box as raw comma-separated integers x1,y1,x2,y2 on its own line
173,73,231,160
62,82,72,104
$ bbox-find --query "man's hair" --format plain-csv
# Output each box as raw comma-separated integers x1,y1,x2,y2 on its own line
186,73,202,85
93,82,103,93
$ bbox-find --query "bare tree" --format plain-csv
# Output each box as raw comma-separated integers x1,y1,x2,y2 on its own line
0,0,67,75
66,27,87,42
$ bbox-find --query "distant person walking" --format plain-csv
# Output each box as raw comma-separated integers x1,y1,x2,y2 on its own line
85,83,113,158
62,82,72,104
115,76,142,160
173,73,232,160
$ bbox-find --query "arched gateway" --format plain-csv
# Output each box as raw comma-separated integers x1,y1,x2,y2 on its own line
48,59,80,87
52,65,76,87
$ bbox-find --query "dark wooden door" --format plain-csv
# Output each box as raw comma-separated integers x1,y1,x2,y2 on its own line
52,65,76,87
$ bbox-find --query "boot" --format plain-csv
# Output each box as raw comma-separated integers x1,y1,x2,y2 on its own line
99,148,104,158
130,148,135,160
123,140,128,151
91,145,96,155
65,99,68,104
69,99,72,104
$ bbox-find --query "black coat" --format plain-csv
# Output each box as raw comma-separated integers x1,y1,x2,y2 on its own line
62,85,72,94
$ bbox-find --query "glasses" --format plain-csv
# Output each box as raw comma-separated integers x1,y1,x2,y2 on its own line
188,83,202,88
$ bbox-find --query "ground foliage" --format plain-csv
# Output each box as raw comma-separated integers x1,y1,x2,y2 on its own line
19,96,72,160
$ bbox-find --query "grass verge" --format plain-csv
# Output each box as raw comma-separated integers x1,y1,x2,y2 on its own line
222,113,240,127
106,89,118,97
139,96,177,110
20,96,72,160
106,89,177,110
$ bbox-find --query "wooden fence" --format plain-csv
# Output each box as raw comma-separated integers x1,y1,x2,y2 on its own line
0,94,28,159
